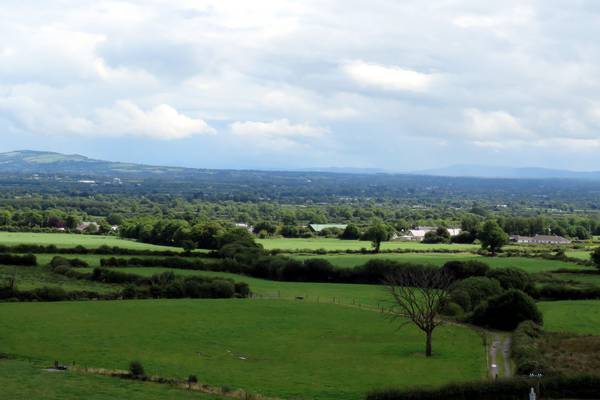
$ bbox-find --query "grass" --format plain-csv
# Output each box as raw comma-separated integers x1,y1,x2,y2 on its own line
539,300,600,335
547,272,600,286
292,253,585,273
73,267,391,307
0,232,178,251
34,253,218,268
0,299,486,400
0,359,223,400
0,265,119,293
257,238,479,251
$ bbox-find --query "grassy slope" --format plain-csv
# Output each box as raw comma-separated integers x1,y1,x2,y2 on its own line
0,359,222,400
0,299,486,400
539,300,600,335
0,232,177,251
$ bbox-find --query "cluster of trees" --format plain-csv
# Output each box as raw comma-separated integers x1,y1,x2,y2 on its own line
120,218,256,250
441,262,542,329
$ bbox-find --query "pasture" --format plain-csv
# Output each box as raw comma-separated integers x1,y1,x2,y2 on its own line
0,265,119,293
257,238,479,251
0,359,223,400
0,299,486,400
0,232,177,251
293,253,585,273
539,300,600,335
73,267,391,307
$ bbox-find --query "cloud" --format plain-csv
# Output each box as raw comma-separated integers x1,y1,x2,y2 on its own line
0,95,215,140
3,1,600,168
95,101,216,139
230,119,327,150
230,119,327,137
463,109,531,141
342,60,438,92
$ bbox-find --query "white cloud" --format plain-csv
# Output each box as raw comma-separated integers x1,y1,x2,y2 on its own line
0,95,215,140
343,60,438,92
230,119,327,150
230,119,327,137
463,109,531,140
95,101,216,139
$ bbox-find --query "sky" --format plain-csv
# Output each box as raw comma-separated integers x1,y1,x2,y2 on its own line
2,1,600,171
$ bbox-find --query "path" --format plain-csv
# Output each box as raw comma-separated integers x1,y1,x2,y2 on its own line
488,334,512,379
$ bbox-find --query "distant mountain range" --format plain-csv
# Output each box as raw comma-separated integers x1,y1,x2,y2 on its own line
1,150,600,180
0,150,190,176
412,164,600,180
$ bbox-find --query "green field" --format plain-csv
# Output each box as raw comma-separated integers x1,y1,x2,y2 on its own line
0,359,223,400
548,273,600,286
33,253,217,268
539,300,600,335
0,299,486,400
0,232,178,251
257,238,479,251
293,253,585,273
0,265,119,293
73,267,390,307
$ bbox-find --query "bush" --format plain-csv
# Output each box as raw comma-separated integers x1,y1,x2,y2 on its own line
470,289,543,330
486,268,533,293
0,253,37,266
512,321,544,375
367,375,600,400
450,276,503,311
441,260,490,280
129,361,145,378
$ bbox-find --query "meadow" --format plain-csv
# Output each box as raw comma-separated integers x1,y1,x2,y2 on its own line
0,265,119,293
292,253,586,273
257,238,479,251
539,300,600,335
0,359,223,400
73,267,391,307
0,232,177,251
0,299,486,400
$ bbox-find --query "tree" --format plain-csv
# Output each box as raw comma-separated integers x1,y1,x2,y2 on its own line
422,227,450,244
592,247,600,270
470,289,543,330
363,223,392,253
384,268,452,357
478,220,509,255
340,224,361,240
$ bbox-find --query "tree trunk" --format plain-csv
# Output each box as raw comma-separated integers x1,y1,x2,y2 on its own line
425,330,433,357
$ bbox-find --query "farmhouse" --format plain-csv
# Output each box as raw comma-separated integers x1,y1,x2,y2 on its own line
400,226,462,241
510,234,571,244
77,221,99,232
308,223,348,233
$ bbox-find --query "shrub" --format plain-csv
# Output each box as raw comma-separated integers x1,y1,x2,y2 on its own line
470,289,543,330
486,268,533,293
512,321,544,375
0,253,37,266
367,375,600,400
441,260,490,280
450,276,503,310
129,361,145,378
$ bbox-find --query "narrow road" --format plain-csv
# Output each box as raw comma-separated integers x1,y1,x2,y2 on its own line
488,334,512,379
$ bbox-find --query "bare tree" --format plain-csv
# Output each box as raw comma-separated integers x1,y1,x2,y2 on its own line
384,268,452,357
